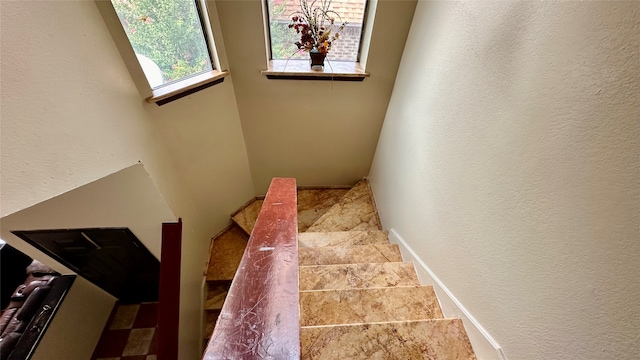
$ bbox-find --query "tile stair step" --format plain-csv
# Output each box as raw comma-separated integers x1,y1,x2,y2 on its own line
299,262,420,291
299,244,403,266
206,225,249,281
297,188,350,232
204,283,229,310
298,230,389,248
300,286,443,326
306,180,382,232
300,319,477,360
229,188,352,235
231,198,263,235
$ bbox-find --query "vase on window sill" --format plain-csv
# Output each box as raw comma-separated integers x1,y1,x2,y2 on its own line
309,47,326,71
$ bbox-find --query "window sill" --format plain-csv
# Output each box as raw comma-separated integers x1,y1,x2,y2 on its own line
262,60,369,81
146,70,229,105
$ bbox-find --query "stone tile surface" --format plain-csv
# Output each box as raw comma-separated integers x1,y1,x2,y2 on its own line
298,230,389,248
230,189,350,233
306,180,381,232
231,199,263,235
299,244,402,266
299,262,420,290
297,188,349,232
122,328,155,356
110,304,140,330
300,286,443,326
301,319,476,360
205,283,229,310
206,225,248,281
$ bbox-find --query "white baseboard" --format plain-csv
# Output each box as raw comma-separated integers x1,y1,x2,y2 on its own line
388,229,507,360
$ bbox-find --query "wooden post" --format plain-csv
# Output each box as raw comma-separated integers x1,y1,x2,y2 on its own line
158,218,182,360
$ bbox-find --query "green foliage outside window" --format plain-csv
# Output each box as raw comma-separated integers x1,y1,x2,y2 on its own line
268,0,304,60
112,0,212,83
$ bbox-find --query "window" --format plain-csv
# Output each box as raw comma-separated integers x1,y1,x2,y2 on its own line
110,0,213,90
265,0,368,63
99,0,228,104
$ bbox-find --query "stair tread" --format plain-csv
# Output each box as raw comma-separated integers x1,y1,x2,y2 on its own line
205,283,229,310
301,318,476,360
297,188,350,232
230,189,352,235
231,198,263,235
206,225,248,281
298,230,389,248
299,244,402,266
299,262,420,290
300,286,443,326
306,180,382,232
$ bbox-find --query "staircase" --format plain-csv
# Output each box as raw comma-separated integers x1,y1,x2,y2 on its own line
204,179,476,359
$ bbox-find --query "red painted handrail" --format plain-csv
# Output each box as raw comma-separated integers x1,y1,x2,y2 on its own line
203,178,300,359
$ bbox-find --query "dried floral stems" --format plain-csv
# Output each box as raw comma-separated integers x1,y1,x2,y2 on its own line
289,0,347,55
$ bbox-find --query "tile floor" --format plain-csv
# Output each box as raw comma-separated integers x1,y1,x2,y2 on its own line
91,302,158,360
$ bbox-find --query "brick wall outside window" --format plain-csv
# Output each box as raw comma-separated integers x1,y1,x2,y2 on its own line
271,21,362,61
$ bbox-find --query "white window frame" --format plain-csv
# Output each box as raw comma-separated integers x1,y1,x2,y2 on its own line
260,0,378,80
95,0,228,105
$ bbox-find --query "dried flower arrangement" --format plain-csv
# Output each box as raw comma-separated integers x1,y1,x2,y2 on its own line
288,0,347,55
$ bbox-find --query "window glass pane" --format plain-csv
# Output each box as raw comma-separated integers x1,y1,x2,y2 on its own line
267,0,366,62
111,0,213,89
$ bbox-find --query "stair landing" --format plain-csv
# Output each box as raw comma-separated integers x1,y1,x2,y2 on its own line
306,180,381,232
297,188,350,231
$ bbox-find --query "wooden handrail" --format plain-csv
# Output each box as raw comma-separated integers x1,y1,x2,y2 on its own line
204,178,300,359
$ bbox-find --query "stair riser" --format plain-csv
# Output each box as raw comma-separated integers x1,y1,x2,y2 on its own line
298,231,389,247
299,244,403,266
306,181,381,232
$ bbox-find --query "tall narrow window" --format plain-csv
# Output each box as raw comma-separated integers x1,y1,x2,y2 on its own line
110,0,213,89
266,0,367,62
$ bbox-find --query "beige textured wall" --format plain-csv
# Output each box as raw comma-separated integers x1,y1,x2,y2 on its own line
215,0,417,193
0,1,254,358
0,165,176,268
369,1,640,359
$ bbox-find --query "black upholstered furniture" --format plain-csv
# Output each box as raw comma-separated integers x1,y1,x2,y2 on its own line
0,244,75,360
